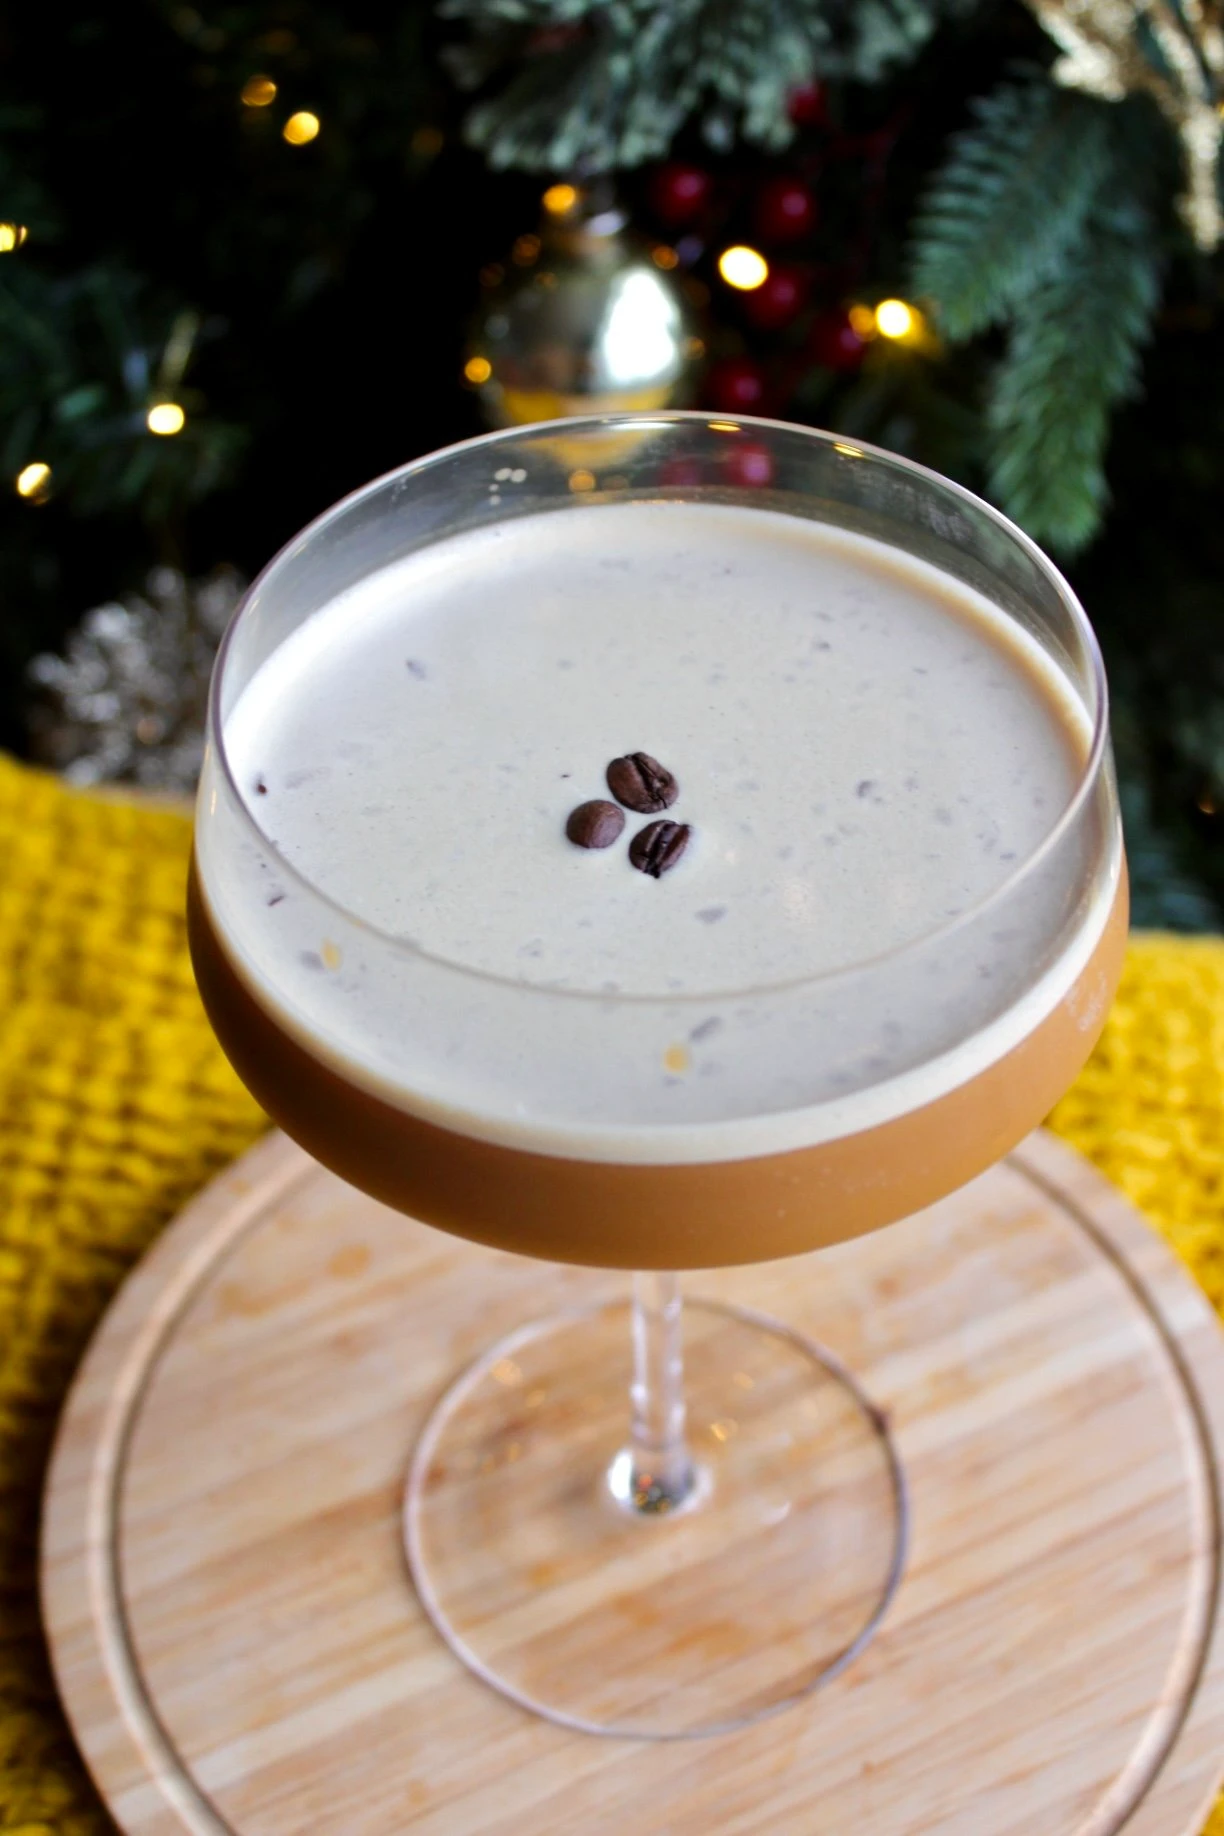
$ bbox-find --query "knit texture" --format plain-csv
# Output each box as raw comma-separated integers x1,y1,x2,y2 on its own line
0,752,1220,1833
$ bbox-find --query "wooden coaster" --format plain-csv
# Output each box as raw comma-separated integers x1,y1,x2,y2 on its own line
42,1130,1224,1835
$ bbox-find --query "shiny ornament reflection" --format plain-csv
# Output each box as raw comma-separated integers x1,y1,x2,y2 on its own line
465,187,700,429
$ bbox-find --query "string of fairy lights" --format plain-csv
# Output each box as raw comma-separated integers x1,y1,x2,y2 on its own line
715,241,922,343
240,72,321,145
3,211,34,481
6,68,322,505
7,97,926,507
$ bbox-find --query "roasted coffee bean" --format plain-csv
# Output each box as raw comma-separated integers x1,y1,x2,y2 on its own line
606,751,679,813
565,799,625,850
629,819,691,878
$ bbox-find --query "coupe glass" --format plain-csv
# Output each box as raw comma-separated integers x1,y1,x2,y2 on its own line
190,413,1126,1739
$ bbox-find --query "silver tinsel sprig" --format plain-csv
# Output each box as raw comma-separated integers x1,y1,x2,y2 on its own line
25,565,245,794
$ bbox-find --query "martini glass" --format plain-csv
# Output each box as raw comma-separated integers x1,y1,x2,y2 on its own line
190,413,1126,1739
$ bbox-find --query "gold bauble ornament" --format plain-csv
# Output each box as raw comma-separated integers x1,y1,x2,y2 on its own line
464,184,703,429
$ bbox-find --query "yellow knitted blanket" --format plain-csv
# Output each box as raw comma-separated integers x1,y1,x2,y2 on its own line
0,751,1221,1835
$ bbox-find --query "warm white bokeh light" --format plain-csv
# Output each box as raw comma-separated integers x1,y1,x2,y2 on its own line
875,298,916,339
542,183,578,214
283,111,320,145
241,76,277,107
718,246,769,291
16,461,51,499
147,403,186,436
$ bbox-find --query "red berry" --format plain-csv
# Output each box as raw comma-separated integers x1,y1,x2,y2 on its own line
705,357,769,414
723,441,775,488
650,163,714,226
742,265,809,331
808,308,868,372
755,176,817,244
787,81,828,128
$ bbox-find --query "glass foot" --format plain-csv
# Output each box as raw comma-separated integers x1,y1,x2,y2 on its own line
404,1298,908,1739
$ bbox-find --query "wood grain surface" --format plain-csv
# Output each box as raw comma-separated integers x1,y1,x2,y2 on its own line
41,1130,1224,1835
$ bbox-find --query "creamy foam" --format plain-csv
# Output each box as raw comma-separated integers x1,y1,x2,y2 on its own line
198,499,1118,1162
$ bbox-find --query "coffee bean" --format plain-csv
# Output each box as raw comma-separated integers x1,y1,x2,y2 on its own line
606,752,679,813
629,820,691,878
566,799,625,850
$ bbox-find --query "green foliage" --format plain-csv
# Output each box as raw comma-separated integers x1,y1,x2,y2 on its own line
454,6,1181,558
0,264,247,524
910,78,1163,553
835,0,965,85
910,75,1116,340
985,189,1161,552
444,0,955,171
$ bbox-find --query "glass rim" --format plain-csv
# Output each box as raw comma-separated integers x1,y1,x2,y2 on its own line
205,409,1114,1008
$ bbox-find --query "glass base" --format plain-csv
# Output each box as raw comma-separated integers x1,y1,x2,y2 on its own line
404,1297,908,1739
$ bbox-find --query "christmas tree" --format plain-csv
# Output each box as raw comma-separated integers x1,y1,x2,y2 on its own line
2,0,1221,924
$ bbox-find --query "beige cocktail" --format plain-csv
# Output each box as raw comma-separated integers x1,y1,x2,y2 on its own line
191,415,1125,1736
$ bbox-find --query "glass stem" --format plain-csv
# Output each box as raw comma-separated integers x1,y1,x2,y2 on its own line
628,1271,695,1514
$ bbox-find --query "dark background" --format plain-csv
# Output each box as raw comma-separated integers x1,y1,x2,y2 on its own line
2,1,1221,921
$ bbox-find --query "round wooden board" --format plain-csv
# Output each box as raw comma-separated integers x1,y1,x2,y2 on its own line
41,1130,1224,1836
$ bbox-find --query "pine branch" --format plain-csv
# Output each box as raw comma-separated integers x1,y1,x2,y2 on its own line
911,76,1167,555
909,76,1116,341
0,263,246,522
460,31,670,172
985,189,1161,553
444,0,952,172
839,0,957,84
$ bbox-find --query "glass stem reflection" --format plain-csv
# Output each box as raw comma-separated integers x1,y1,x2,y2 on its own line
627,1270,696,1514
